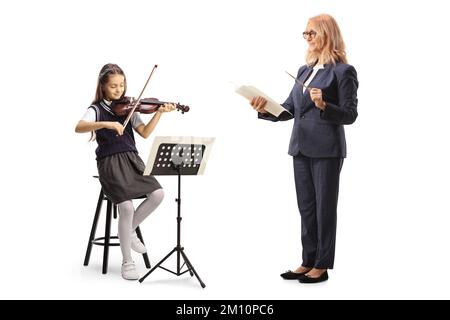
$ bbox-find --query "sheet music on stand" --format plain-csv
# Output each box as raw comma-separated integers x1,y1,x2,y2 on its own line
144,136,215,176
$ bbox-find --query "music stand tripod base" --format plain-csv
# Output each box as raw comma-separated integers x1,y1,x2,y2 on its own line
139,139,213,288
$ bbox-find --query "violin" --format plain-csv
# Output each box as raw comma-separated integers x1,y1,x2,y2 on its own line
111,96,190,116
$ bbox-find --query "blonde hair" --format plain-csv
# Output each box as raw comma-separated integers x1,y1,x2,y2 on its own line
305,14,347,66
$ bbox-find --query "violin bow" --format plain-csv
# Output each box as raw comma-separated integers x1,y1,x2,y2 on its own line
122,64,158,129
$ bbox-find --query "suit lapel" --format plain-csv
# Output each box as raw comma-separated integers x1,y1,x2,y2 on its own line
296,67,313,107
299,67,314,88
299,64,327,111
297,67,313,111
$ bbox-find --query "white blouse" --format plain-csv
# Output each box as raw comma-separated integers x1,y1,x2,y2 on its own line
302,64,324,93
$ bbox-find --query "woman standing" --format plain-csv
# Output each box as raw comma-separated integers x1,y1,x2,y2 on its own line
250,14,358,283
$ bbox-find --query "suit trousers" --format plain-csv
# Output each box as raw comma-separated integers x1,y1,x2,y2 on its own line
293,152,343,269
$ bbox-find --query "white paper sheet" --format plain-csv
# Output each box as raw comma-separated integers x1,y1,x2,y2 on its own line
235,85,293,118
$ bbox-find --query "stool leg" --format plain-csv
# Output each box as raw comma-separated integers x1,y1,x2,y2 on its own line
113,204,118,219
84,189,104,266
135,227,151,269
102,200,113,274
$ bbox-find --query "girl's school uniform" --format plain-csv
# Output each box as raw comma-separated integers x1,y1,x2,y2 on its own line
86,100,161,204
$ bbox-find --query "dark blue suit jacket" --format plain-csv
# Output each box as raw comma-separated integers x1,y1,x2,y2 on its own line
259,63,358,158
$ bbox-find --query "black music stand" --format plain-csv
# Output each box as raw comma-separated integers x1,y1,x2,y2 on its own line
139,141,210,288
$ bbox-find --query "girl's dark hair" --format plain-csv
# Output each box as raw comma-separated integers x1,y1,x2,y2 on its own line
89,64,126,141
92,63,127,104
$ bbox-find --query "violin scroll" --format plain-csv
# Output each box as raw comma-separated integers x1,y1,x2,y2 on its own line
174,102,190,114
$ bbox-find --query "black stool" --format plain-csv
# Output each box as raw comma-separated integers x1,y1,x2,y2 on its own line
83,178,151,274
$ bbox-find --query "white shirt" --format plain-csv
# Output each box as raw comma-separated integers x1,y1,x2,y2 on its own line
80,99,144,129
303,64,324,93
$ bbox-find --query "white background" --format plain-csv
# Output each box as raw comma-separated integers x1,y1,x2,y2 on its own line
1,0,449,299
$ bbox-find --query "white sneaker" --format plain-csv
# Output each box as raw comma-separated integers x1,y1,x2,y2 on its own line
121,261,139,280
131,234,147,254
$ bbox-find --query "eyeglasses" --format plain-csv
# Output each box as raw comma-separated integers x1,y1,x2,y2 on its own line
302,30,317,39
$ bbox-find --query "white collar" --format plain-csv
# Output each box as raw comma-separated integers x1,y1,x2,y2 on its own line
100,99,115,115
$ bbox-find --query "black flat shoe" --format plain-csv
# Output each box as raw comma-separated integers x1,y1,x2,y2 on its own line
280,270,309,280
298,271,328,283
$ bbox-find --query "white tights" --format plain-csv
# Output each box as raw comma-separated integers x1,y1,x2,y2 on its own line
117,188,164,262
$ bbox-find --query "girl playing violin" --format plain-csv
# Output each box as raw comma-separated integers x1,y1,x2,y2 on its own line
75,63,176,280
